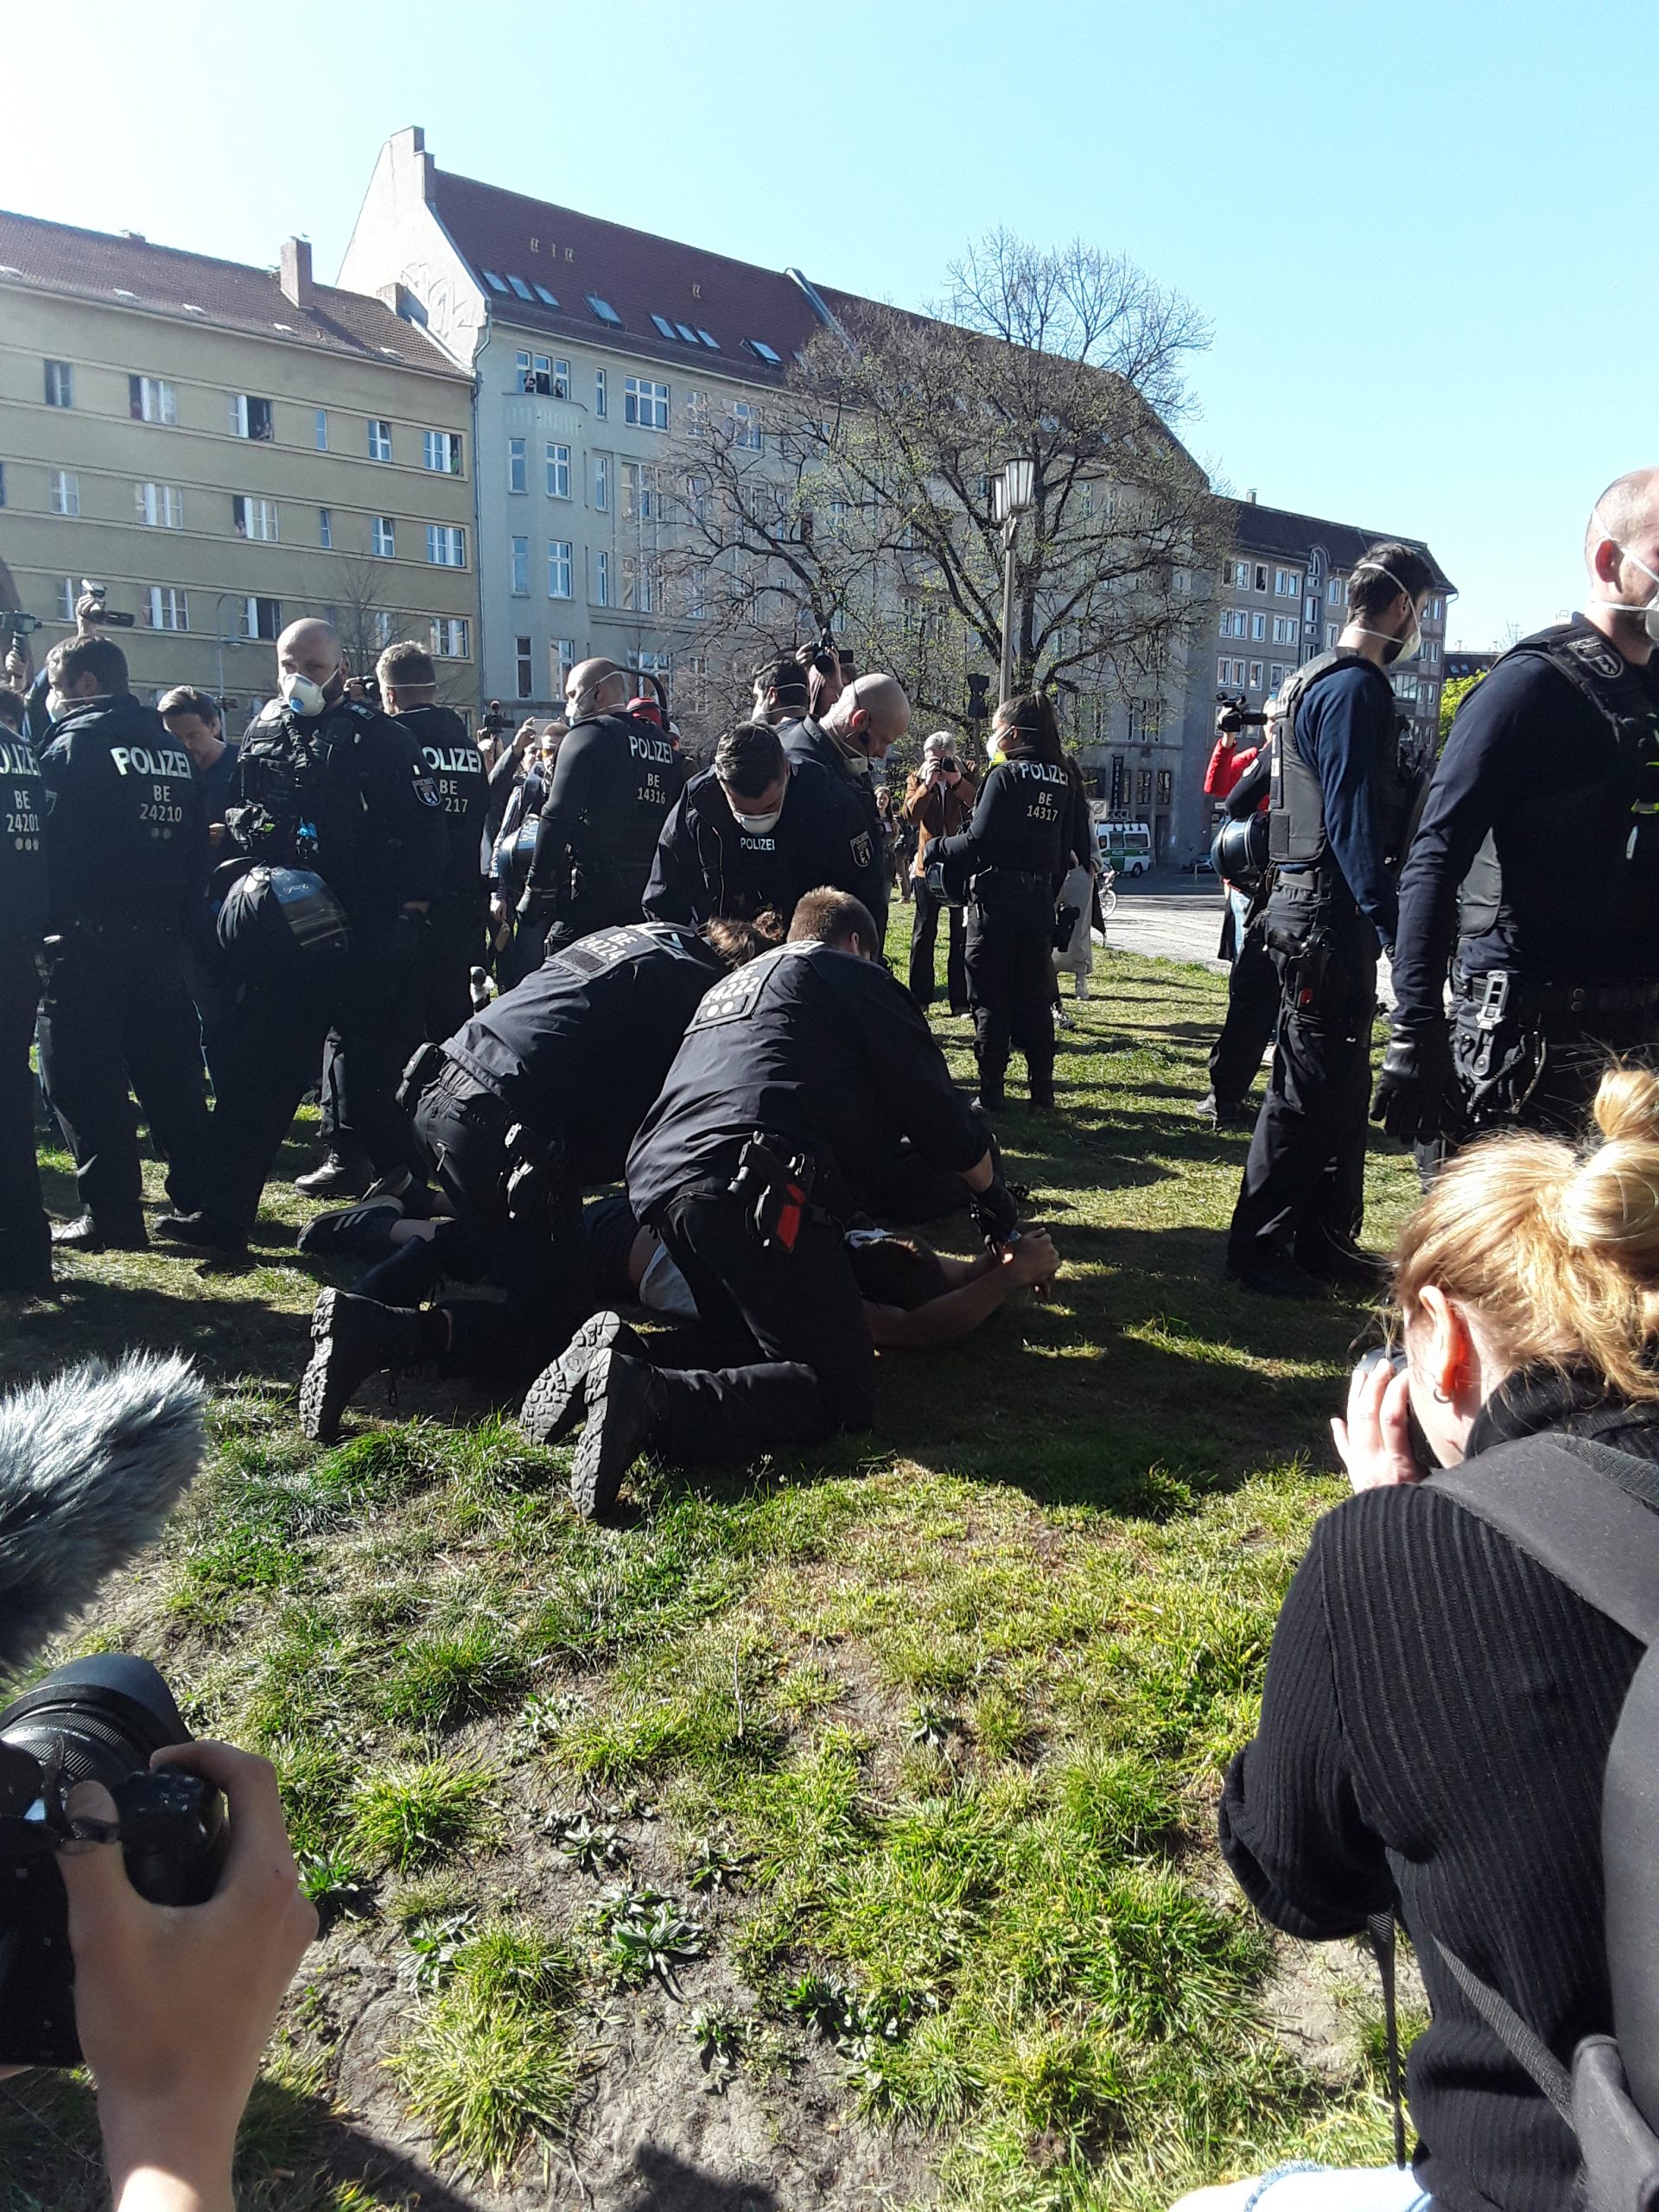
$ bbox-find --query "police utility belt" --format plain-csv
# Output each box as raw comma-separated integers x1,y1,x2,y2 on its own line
397,1043,564,1221
1461,971,1659,1022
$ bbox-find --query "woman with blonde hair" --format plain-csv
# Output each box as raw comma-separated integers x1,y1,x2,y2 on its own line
1185,1065,1659,2212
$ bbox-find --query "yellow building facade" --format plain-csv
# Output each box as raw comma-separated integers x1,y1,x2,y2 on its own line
0,218,479,713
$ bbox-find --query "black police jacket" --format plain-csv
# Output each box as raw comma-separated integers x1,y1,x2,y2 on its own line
643,759,874,927
779,717,887,919
524,712,682,907
1268,652,1411,948
394,702,488,910
627,938,986,1222
1392,617,1659,1024
39,694,207,931
0,728,48,942
443,920,726,1185
936,755,1069,911
225,694,446,918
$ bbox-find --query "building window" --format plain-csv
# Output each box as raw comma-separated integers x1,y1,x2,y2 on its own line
594,550,610,607
1268,663,1287,690
594,454,609,512
1253,563,1268,592
373,610,395,648
227,392,270,439
426,524,467,568
368,418,392,462
1249,660,1265,688
1127,698,1161,742
545,442,570,499
44,360,74,409
1156,769,1173,808
318,506,333,549
143,587,188,632
620,554,655,613
594,366,607,418
49,469,79,517
57,576,76,621
552,639,575,690
624,376,670,431
1328,575,1344,606
372,516,396,557
687,564,708,620
423,429,463,474
135,481,184,528
1219,609,1247,639
684,474,709,526
548,540,573,599
315,409,328,451
1249,611,1266,641
430,617,471,659
620,461,659,519
1135,767,1153,807
515,637,533,700
1274,568,1300,596
1271,615,1299,645
232,494,278,543
508,437,527,494
515,350,550,392
730,401,761,453
132,376,178,425
685,390,708,439
510,536,530,595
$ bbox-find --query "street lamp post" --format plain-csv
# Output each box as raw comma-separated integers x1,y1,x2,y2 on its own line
213,590,245,705
994,458,1035,704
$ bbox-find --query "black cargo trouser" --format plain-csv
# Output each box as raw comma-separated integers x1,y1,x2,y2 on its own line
907,876,967,1011
0,934,48,1286
1229,924,1376,1269
1210,915,1280,1105
423,893,489,1048
36,924,213,1230
207,929,420,1238
411,1063,594,1384
965,899,1057,1094
642,1179,875,1464
511,859,651,984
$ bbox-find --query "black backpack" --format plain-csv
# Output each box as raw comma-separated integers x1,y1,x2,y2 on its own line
1369,1433,1659,2209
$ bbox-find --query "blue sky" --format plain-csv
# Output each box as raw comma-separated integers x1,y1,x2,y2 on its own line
2,0,1639,646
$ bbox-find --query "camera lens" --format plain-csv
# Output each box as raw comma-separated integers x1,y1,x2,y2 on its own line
0,1656,193,1799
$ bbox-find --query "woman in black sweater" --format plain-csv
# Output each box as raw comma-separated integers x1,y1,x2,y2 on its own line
1185,1067,1659,2212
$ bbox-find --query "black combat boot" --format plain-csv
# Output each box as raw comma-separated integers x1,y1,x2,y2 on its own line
569,1351,667,1522
1027,1056,1056,1110
51,1212,148,1253
295,1148,373,1200
520,1312,645,1447
299,1288,436,1443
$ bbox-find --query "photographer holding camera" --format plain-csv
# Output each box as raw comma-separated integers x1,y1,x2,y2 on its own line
904,733,977,1014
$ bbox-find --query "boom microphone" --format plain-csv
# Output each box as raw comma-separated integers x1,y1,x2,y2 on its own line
0,1355,207,1677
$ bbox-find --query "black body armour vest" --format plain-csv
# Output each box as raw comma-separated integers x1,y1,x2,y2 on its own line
1268,650,1418,887
1455,624,1659,957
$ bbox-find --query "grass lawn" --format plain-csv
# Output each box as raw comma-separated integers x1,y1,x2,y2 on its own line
0,937,1425,2212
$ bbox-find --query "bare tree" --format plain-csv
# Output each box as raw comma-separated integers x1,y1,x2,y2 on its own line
321,556,473,713
661,229,1224,749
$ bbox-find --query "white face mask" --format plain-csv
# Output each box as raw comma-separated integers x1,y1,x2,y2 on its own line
280,671,329,717
724,788,785,835
45,690,70,722
842,748,872,778
1349,563,1422,664
1604,543,1659,644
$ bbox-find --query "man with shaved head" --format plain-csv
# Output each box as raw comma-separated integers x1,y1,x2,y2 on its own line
781,670,910,934
512,653,681,969
1375,467,1659,1147
158,614,446,1253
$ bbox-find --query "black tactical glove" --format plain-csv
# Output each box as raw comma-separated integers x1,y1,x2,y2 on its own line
1370,1021,1461,1145
969,1175,1020,1246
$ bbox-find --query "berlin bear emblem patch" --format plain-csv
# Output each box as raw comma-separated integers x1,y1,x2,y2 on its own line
849,830,873,870
413,776,442,808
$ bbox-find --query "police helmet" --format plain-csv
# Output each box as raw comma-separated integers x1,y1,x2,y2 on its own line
1211,809,1270,893
216,863,350,982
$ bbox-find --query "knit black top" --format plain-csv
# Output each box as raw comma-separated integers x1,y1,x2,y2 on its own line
1219,1369,1659,2211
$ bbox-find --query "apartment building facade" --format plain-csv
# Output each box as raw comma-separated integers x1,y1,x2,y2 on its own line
340,128,823,720
0,213,478,712
1215,495,1455,760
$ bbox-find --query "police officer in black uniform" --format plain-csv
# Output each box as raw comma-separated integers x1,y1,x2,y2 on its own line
1226,542,1436,1297
515,657,680,967
297,912,779,1440
1199,732,1278,1125
168,617,446,1253
33,634,214,1253
531,888,1019,1521
933,691,1084,1113
1375,471,1659,1151
377,639,490,1043
644,721,875,930
779,671,909,939
0,685,50,1293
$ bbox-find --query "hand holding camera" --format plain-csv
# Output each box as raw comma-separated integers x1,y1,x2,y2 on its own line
1333,1349,1427,1491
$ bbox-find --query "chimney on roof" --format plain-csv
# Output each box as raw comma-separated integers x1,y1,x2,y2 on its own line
280,238,314,309
378,280,415,321
1246,488,1257,504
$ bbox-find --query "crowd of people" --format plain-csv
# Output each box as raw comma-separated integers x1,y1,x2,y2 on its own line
10,467,1659,2210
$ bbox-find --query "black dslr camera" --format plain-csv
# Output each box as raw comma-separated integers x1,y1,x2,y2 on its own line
1215,688,1268,734
0,1655,226,2065
480,697,512,740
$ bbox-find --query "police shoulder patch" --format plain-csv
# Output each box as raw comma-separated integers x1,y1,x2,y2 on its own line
849,830,874,870
688,941,810,1028
413,776,442,808
1567,632,1626,683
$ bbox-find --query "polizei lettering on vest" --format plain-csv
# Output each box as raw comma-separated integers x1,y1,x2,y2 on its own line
629,734,675,766
0,741,41,778
109,745,193,779
1010,761,1068,785
422,746,480,774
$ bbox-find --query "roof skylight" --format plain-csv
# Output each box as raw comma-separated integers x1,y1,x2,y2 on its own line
507,274,534,301
532,283,559,308
650,313,676,339
482,270,509,293
743,338,783,365
696,328,719,349
585,293,623,326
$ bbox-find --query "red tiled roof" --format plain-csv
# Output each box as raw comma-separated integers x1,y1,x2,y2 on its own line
429,168,828,377
0,209,464,377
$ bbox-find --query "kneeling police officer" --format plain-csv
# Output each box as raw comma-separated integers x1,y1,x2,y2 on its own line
1376,467,1659,1148
526,888,1020,1521
170,618,446,1252
298,912,779,1440
35,634,215,1252
644,721,874,931
1227,542,1435,1298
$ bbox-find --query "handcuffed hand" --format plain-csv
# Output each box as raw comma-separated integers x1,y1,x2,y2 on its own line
58,1741,315,2212
1002,1228,1058,1293
1331,1355,1422,1491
